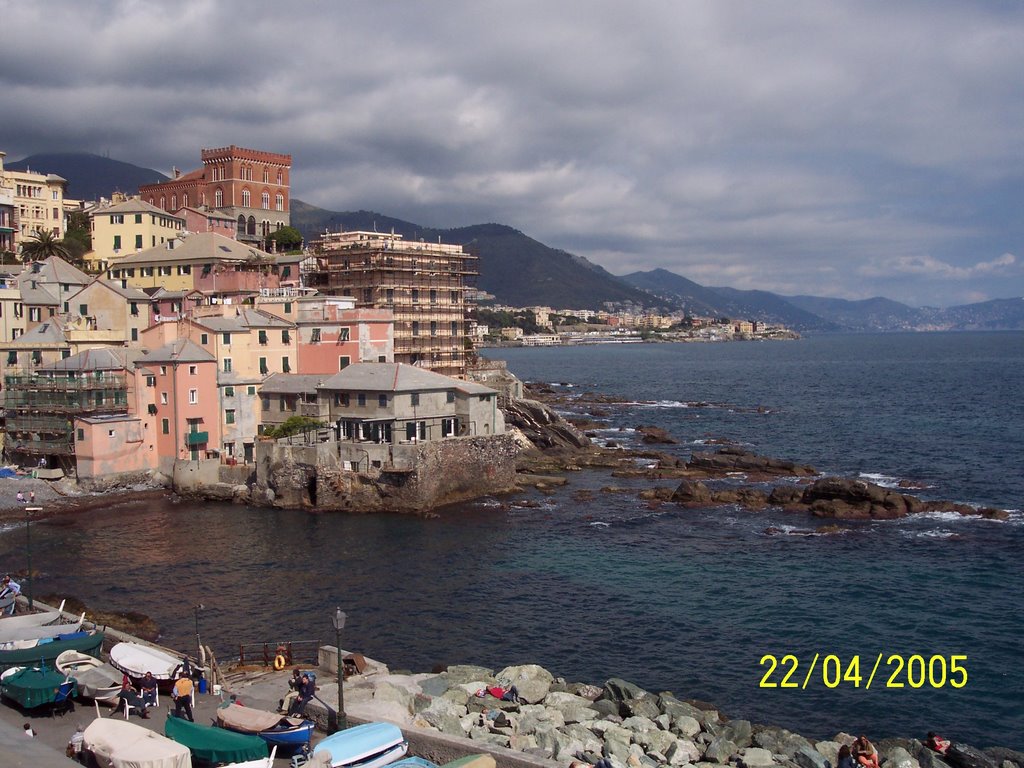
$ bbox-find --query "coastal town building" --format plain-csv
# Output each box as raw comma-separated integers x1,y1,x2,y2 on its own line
105,231,285,301
2,348,141,475
139,145,292,246
0,151,68,246
136,337,220,467
0,157,14,254
175,206,238,240
88,197,184,271
307,230,478,378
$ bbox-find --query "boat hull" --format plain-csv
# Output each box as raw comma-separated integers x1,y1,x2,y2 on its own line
313,722,408,768
0,631,103,673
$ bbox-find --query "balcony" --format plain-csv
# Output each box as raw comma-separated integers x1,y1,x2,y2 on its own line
185,431,209,446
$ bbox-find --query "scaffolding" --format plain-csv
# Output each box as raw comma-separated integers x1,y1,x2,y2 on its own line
307,232,479,378
2,369,132,473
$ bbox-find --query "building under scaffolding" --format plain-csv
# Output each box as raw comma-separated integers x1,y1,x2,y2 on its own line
306,231,478,378
2,368,131,474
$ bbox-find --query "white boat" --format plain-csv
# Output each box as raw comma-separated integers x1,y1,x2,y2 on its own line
313,722,408,768
56,649,122,705
109,641,184,680
0,599,65,631
0,610,83,644
83,717,192,768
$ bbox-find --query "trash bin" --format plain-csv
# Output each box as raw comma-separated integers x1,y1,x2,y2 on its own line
198,678,208,695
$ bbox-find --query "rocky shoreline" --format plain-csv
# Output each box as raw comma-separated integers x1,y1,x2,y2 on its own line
346,659,1023,768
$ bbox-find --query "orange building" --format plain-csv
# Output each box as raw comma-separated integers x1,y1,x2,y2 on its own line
140,145,291,246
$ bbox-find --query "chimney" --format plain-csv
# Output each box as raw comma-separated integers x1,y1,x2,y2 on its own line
173,167,181,179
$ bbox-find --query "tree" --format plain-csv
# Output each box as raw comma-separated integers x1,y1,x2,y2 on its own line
19,229,70,262
262,416,325,439
266,226,303,253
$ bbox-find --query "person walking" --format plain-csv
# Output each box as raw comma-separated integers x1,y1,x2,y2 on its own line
67,724,86,764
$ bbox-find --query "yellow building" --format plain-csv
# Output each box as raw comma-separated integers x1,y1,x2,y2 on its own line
89,198,184,271
0,153,67,246
107,231,276,293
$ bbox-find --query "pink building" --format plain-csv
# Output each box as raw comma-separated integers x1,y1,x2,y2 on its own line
136,338,221,467
175,206,238,239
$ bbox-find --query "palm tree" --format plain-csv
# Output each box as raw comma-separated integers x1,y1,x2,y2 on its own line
19,229,70,262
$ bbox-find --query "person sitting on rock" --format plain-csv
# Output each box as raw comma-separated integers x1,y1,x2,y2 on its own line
837,744,856,768
925,732,951,754
852,735,880,768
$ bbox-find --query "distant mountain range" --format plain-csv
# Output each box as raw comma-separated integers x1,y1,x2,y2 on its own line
13,152,1024,332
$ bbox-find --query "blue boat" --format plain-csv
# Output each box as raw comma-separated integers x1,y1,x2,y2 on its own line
216,702,314,753
313,722,408,768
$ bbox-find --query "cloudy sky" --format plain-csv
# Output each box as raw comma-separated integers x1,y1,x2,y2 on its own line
2,1,1022,307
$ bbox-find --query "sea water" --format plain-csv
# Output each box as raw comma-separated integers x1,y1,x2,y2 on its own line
3,333,1022,748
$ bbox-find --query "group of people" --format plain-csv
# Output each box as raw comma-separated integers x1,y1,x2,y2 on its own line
837,732,951,768
278,668,317,717
117,670,196,721
14,490,35,504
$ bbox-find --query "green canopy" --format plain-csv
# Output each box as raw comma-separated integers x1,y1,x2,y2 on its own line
0,666,77,709
165,713,268,764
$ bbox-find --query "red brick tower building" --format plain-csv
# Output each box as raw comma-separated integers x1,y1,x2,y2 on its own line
140,145,292,245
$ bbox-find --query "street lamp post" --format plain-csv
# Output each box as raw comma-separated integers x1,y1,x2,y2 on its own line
193,604,204,667
332,608,347,732
25,506,41,610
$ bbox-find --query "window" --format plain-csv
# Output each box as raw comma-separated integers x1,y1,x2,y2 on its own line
247,385,256,395
276,193,284,211
6,351,16,365
225,409,235,424
411,393,420,407
79,303,88,316
430,321,438,337
131,328,138,341
261,396,270,410
412,289,419,303
277,171,283,184
223,332,231,345
146,376,156,387
29,307,40,322
447,391,455,403
113,235,121,250
282,357,291,373
160,366,167,375
259,357,268,374
442,417,457,437
170,194,177,209
336,393,350,407
201,333,208,345
111,214,124,224
130,302,139,316
135,234,143,249
189,389,198,404
357,394,366,407
339,356,350,370
242,189,251,207
162,418,170,434
339,327,350,341
223,358,232,372
215,189,223,207
135,213,143,224
378,394,387,407
283,301,292,313
451,321,458,336
430,289,437,304
263,169,269,183
258,330,268,345
261,192,270,210
77,428,85,441
412,321,419,336
281,330,290,343
189,365,197,376
310,328,321,343
225,386,235,397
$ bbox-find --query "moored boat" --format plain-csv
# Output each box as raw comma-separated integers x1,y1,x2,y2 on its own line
313,722,408,768
0,664,77,709
56,649,122,705
0,599,66,631
109,641,185,681
0,611,84,644
216,701,314,753
0,629,103,673
83,717,191,768
165,713,269,765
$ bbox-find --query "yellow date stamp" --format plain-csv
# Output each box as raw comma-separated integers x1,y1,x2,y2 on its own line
759,654,967,690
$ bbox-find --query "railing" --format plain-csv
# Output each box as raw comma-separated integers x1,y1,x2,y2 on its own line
237,639,321,668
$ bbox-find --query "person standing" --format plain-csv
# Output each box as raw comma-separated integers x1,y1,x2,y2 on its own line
173,674,194,721
0,576,20,616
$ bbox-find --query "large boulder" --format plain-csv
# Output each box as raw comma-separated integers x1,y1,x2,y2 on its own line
705,737,739,764
741,748,777,768
883,747,920,768
946,744,998,768
445,665,495,685
793,746,831,768
604,678,650,703
496,664,554,704
672,479,714,504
